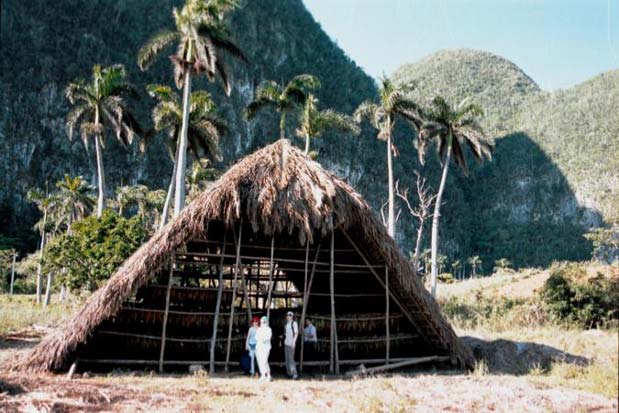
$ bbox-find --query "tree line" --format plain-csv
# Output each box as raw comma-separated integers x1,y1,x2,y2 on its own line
17,0,496,301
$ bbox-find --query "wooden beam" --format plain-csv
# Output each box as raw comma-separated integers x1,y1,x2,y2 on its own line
299,242,321,371
159,256,174,373
9,252,16,295
265,236,275,318
340,229,433,347
385,265,390,364
225,222,243,372
175,251,385,269
345,356,451,376
78,357,418,367
209,231,227,374
329,230,339,374
232,221,251,321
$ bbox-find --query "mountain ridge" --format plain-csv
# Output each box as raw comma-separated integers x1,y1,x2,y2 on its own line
1,1,615,270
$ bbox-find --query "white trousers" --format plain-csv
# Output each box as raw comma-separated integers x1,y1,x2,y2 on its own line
256,345,271,376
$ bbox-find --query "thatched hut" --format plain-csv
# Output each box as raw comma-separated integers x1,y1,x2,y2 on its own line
17,139,474,374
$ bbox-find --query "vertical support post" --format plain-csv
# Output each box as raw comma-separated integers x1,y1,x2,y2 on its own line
159,255,174,373
299,244,321,371
225,221,243,372
329,230,339,374
209,232,227,374
233,221,252,322
299,242,309,371
9,253,17,295
265,236,275,318
385,265,390,364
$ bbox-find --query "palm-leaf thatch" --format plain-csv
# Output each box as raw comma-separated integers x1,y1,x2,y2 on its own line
14,139,473,372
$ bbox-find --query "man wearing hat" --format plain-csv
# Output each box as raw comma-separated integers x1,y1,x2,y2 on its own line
284,311,299,379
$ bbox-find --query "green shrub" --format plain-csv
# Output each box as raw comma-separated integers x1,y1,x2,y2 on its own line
43,210,148,292
540,263,619,328
438,272,455,284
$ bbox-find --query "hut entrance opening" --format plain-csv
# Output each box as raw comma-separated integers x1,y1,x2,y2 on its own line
76,220,440,373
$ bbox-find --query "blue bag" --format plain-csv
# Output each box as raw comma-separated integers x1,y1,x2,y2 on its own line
240,351,251,372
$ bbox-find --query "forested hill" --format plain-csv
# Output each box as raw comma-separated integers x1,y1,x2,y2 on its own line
392,50,619,264
1,2,615,270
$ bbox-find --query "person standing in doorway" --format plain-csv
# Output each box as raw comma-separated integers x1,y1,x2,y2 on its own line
255,316,272,381
245,316,260,377
284,311,299,379
303,318,318,360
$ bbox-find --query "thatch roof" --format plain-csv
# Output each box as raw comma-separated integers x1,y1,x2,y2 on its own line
15,139,474,372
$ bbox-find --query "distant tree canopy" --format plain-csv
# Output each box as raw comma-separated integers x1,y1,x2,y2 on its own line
43,211,148,291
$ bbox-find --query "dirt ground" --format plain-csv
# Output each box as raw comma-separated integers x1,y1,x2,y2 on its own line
1,334,617,413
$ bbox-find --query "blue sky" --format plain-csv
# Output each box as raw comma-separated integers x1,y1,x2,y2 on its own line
304,0,619,90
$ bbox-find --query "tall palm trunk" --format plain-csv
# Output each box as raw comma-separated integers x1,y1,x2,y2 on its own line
279,111,286,139
35,209,47,305
430,136,452,297
386,133,395,237
304,134,311,154
412,220,424,273
94,106,105,217
173,67,192,218
160,142,181,229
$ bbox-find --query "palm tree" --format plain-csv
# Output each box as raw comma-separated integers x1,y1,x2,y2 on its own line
143,84,227,228
65,64,142,217
467,256,483,278
493,258,512,273
41,176,94,306
56,175,95,233
295,94,360,155
138,0,246,218
115,185,149,217
354,78,422,237
417,96,493,297
451,260,463,280
27,190,58,305
187,159,222,202
246,75,320,140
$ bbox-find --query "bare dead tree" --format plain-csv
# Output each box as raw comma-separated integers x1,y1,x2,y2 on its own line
395,172,437,274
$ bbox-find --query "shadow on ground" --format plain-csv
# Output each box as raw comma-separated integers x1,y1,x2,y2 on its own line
462,336,588,375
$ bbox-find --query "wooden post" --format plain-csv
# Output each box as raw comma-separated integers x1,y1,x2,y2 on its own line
340,229,433,346
9,253,16,295
385,265,390,364
265,236,275,318
329,230,339,374
225,222,243,372
233,221,252,322
209,232,227,374
159,255,174,373
299,242,311,372
66,360,78,379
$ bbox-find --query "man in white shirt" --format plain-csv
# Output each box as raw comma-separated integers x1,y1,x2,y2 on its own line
284,311,298,379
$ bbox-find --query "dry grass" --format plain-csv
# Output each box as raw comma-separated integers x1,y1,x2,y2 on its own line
0,295,79,336
439,263,618,400
1,371,617,413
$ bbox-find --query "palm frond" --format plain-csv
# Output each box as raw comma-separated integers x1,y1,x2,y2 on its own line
65,81,92,105
284,74,320,104
79,122,101,150
146,84,179,102
138,30,178,70
315,110,361,136
66,104,91,140
353,101,378,124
